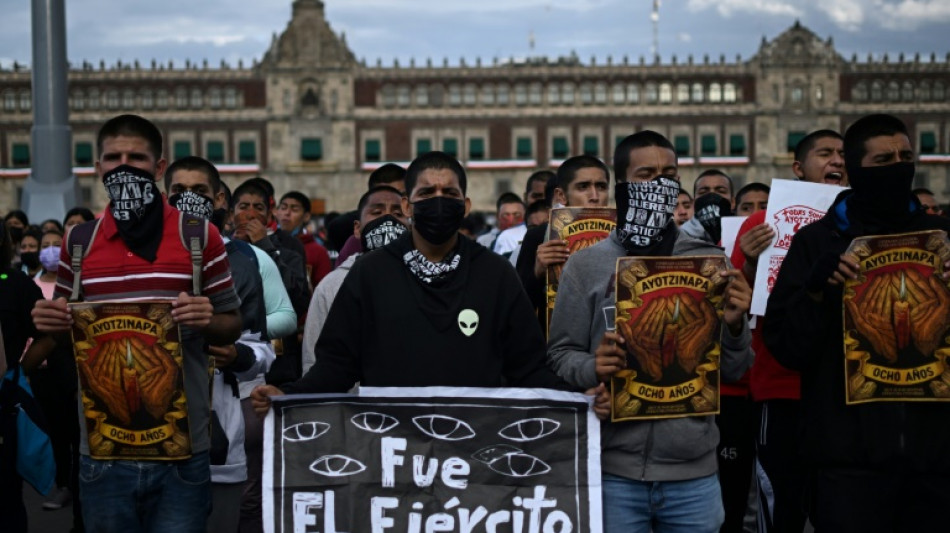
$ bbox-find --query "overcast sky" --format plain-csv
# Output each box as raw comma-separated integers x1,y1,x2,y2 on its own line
2,0,949,70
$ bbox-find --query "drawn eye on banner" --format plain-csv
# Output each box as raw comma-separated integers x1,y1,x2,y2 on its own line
263,387,602,533
843,230,950,404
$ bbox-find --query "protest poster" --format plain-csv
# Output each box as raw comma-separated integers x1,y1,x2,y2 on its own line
546,207,616,334
612,256,727,421
263,387,602,533
750,179,846,316
843,230,950,403
69,301,191,459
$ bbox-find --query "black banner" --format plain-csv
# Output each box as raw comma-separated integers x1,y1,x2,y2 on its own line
264,387,602,533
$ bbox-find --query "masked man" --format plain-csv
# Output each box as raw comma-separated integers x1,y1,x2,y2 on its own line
252,151,569,406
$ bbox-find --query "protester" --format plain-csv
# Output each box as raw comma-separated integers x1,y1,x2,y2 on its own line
63,207,95,234
301,185,408,373
276,191,332,289
762,114,950,531
913,187,943,216
675,190,694,226
515,155,610,334
332,163,407,267
252,151,605,413
29,114,241,532
736,128,846,533
734,183,770,217
0,223,45,533
547,131,753,531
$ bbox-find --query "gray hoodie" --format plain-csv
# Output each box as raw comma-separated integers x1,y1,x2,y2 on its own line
547,230,753,482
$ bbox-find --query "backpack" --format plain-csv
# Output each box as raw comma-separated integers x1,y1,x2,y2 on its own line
66,213,208,301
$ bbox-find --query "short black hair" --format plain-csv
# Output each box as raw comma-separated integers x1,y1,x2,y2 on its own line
735,182,771,206
613,130,676,183
231,180,271,210
694,169,734,197
843,114,910,173
678,190,693,201
220,182,233,208
63,207,94,228
20,227,42,246
357,185,403,213
557,155,609,191
368,163,407,190
280,191,312,213
526,199,550,220
495,192,524,212
165,156,222,194
794,129,843,163
4,210,29,227
525,170,554,195
97,114,163,161
40,219,64,233
405,151,467,196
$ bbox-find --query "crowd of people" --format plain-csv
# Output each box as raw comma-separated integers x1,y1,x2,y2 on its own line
1,111,948,533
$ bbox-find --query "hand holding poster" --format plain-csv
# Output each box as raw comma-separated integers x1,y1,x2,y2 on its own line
843,230,950,403
69,301,191,459
612,256,727,421
750,179,846,316
263,387,602,533
546,207,616,334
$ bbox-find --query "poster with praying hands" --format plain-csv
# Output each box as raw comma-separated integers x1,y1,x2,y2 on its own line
843,230,950,404
263,387,602,533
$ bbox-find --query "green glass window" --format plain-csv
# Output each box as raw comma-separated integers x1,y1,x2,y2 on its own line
583,136,599,157
729,134,746,156
364,139,381,162
516,137,533,159
701,135,717,156
469,137,485,160
206,141,225,163
920,132,937,154
173,141,191,160
674,135,690,157
442,138,458,157
552,136,569,158
12,143,30,166
75,142,93,165
302,138,323,161
787,131,806,153
238,141,256,163
416,138,432,155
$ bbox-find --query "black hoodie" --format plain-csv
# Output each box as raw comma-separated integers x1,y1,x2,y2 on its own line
283,232,567,393
763,190,950,473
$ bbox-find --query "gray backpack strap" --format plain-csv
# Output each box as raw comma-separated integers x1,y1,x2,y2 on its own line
66,218,103,302
178,213,208,296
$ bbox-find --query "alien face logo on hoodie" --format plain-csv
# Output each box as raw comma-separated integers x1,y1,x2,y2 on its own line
458,309,479,337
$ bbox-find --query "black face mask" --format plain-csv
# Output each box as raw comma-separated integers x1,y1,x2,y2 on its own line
411,197,466,245
692,193,733,244
103,164,165,262
360,214,407,252
848,162,916,219
20,251,40,270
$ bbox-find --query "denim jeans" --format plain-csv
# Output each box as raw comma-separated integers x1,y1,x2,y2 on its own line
603,473,725,533
79,451,211,533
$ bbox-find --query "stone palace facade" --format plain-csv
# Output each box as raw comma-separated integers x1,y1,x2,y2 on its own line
1,0,949,214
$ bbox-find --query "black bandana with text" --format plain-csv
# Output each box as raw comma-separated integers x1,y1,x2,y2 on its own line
169,191,215,221
402,249,461,285
103,164,164,262
361,215,408,252
615,177,680,254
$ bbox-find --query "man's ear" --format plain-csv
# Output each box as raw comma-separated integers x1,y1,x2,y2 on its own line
792,161,805,180
464,197,472,218
214,190,226,209
154,158,168,181
401,196,412,219
553,187,567,206
303,212,312,226
353,219,361,239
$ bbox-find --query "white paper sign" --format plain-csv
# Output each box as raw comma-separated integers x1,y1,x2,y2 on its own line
750,180,847,316
721,216,748,262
